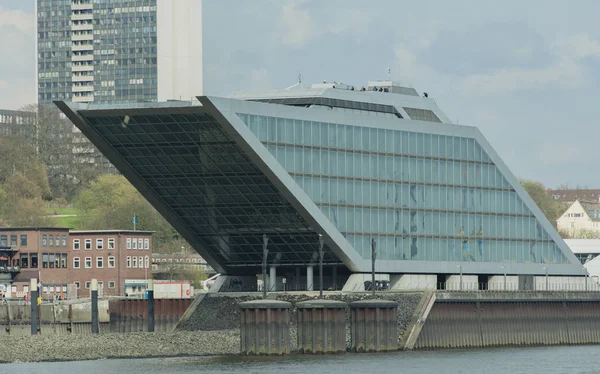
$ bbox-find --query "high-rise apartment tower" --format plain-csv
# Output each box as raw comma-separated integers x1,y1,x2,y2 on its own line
36,0,203,105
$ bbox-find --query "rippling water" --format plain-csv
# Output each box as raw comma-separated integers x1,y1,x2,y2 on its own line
4,346,598,374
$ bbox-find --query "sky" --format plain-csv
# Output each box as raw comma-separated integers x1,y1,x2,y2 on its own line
1,0,600,188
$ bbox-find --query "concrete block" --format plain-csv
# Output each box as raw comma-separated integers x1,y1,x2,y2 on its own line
390,274,436,291
446,275,478,291
488,276,519,291
342,273,390,292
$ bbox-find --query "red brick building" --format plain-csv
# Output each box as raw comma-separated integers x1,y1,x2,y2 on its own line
0,228,153,298
69,230,153,297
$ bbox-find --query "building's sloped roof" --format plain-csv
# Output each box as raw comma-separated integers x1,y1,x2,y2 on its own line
579,200,600,221
549,189,600,203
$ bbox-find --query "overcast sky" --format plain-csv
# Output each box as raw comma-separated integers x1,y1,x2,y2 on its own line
1,0,599,188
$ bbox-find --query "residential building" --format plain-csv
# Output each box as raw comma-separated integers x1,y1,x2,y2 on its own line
0,228,71,299
557,200,600,238
152,252,213,276
57,79,587,292
0,109,35,138
0,228,152,298
36,0,203,172
548,189,600,204
69,230,153,296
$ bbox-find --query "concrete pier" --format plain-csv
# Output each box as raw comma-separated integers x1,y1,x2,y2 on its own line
297,300,347,354
239,300,291,355
350,299,398,352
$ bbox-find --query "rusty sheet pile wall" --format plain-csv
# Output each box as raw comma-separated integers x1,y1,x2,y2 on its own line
109,299,192,333
0,299,191,335
415,300,600,348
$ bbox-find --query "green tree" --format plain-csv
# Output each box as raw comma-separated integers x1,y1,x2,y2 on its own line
520,180,566,228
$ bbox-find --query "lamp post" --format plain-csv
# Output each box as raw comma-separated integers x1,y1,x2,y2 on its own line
543,266,548,291
501,265,507,291
262,234,269,299
318,234,324,298
457,265,463,291
371,238,377,297
585,268,589,291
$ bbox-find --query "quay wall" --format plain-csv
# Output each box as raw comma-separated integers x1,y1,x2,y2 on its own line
415,292,600,349
0,298,192,335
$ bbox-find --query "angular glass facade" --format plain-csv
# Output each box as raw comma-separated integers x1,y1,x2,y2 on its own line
237,114,567,265
57,90,584,278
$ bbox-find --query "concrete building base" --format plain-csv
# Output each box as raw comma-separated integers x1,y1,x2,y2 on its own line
445,275,478,291
390,274,436,291
342,273,390,292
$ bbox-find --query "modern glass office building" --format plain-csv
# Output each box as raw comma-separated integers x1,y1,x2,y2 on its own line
36,0,202,172
56,81,585,291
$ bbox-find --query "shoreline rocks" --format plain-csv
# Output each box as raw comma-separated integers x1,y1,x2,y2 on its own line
0,331,240,364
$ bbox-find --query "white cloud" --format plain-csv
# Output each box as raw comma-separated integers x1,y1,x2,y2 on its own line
552,33,600,60
456,58,583,95
392,32,600,97
250,68,274,90
277,1,317,48
0,6,34,35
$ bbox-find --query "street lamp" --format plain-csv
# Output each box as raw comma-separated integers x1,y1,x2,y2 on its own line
371,238,377,297
543,266,548,291
262,234,269,299
457,264,462,291
501,265,507,291
318,234,324,298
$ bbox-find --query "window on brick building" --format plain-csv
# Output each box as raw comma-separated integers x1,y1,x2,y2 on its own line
96,256,103,268
20,254,28,268
138,239,143,250
10,235,17,246
145,255,149,268
49,235,54,247
108,281,115,289
108,256,115,268
108,238,115,250
85,281,91,289
74,281,80,289
85,257,92,269
98,281,104,289
31,253,38,268
73,239,80,250
132,256,137,268
62,253,67,268
85,239,91,250
0,235,6,246
126,238,131,249
144,238,149,250
73,257,80,269
138,256,143,268
42,235,47,247
62,235,67,247
54,253,59,268
126,256,131,268
42,253,49,268
20,235,27,246
96,239,103,250
132,239,137,250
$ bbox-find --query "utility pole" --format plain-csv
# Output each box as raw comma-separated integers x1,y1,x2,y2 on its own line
319,235,324,298
371,238,377,297
262,234,269,299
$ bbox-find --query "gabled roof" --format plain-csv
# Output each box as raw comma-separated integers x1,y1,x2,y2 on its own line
548,189,600,203
579,200,600,221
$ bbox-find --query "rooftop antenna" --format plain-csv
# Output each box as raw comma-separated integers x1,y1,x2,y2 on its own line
284,73,303,90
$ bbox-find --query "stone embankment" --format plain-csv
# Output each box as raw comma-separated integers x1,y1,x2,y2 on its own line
0,292,423,363
177,292,423,350
0,331,240,363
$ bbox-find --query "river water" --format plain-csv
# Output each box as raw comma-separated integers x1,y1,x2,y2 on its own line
4,346,597,373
